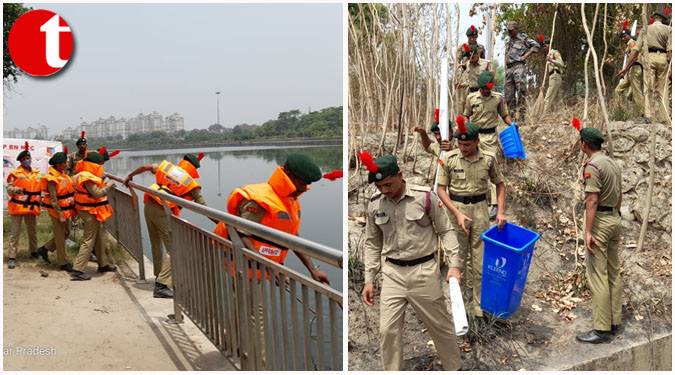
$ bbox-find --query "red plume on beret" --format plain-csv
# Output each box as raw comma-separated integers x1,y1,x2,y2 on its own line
358,151,378,173
462,43,470,52
81,131,85,139
197,152,204,161
434,108,439,122
63,146,68,155
487,82,494,89
666,8,670,15
622,20,629,30
322,170,343,181
650,18,654,24
539,33,545,42
99,146,107,155
572,118,581,132
24,141,29,151
456,116,467,134
470,25,476,33
109,150,120,158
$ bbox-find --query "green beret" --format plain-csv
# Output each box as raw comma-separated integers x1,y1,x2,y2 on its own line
84,151,104,164
454,122,480,141
183,154,201,169
463,43,478,57
286,153,321,183
97,148,110,161
619,29,631,37
543,38,551,44
478,71,494,88
49,152,67,165
580,127,604,143
466,26,478,36
76,137,87,145
430,121,440,132
16,150,31,161
652,10,669,20
368,155,400,183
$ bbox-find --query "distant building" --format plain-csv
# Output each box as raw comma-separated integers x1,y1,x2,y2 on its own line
57,112,184,140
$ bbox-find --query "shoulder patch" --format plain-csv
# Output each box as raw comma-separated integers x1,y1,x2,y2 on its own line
584,172,591,179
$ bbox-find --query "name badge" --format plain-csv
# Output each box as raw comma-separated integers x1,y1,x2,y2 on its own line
375,211,387,217
259,246,281,257
453,169,466,180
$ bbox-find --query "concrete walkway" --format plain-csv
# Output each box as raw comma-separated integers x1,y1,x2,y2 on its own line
3,255,235,371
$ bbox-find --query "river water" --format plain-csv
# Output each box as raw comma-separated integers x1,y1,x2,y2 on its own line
104,144,343,368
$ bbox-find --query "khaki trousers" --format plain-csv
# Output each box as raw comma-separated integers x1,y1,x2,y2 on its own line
586,212,622,331
43,216,71,265
644,52,670,123
379,258,460,371
457,86,469,116
614,65,644,115
73,211,106,272
543,72,563,113
449,200,489,317
8,214,38,258
144,200,172,285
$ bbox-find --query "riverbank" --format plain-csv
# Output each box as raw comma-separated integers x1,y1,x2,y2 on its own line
92,137,341,152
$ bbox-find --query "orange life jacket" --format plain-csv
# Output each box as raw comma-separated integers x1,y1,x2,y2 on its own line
143,160,201,216
73,161,113,222
7,166,42,215
214,166,302,278
42,167,76,219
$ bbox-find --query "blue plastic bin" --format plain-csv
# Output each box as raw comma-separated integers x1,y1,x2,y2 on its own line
499,123,526,159
480,223,540,319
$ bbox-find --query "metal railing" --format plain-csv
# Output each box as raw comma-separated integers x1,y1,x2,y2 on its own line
105,174,343,371
103,186,145,280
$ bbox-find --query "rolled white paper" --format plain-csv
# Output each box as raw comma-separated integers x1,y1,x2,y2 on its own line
448,277,469,336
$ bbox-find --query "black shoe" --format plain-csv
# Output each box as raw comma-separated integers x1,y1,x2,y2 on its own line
610,324,623,335
489,206,498,220
70,270,91,281
60,263,74,272
97,265,117,273
30,252,39,259
89,253,98,263
7,258,16,269
37,246,51,264
576,329,611,344
154,282,174,299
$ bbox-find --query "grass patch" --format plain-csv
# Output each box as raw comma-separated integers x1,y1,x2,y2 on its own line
3,212,131,270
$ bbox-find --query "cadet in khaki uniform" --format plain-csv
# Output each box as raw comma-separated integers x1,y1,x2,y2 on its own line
614,23,645,116
456,26,485,115
457,44,493,113
66,132,88,176
541,36,566,113
6,144,42,269
464,71,512,219
124,154,208,298
360,153,461,371
575,126,623,344
437,118,507,318
36,149,76,271
411,117,452,158
618,10,672,123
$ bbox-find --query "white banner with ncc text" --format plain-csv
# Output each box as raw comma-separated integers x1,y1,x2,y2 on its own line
3,138,63,211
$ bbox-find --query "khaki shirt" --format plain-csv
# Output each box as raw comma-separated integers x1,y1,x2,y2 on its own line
548,48,565,72
363,183,459,284
505,33,540,66
456,43,486,68
632,22,672,52
424,142,441,157
438,148,504,196
624,38,645,66
463,91,509,130
462,58,491,89
583,152,621,209
66,151,86,176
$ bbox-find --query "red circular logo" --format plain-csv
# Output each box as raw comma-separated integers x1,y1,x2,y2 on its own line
8,9,74,77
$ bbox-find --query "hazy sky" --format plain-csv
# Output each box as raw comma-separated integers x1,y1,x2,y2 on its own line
3,3,342,133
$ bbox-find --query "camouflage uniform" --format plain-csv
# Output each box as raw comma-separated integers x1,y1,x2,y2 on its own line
504,30,540,118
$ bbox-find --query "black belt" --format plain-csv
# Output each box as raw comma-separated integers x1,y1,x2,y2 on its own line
507,61,525,68
478,127,496,134
75,200,110,207
549,70,561,76
450,193,486,204
42,203,75,211
648,48,666,53
597,206,615,212
57,192,75,199
9,198,40,208
386,253,434,267
469,87,480,93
